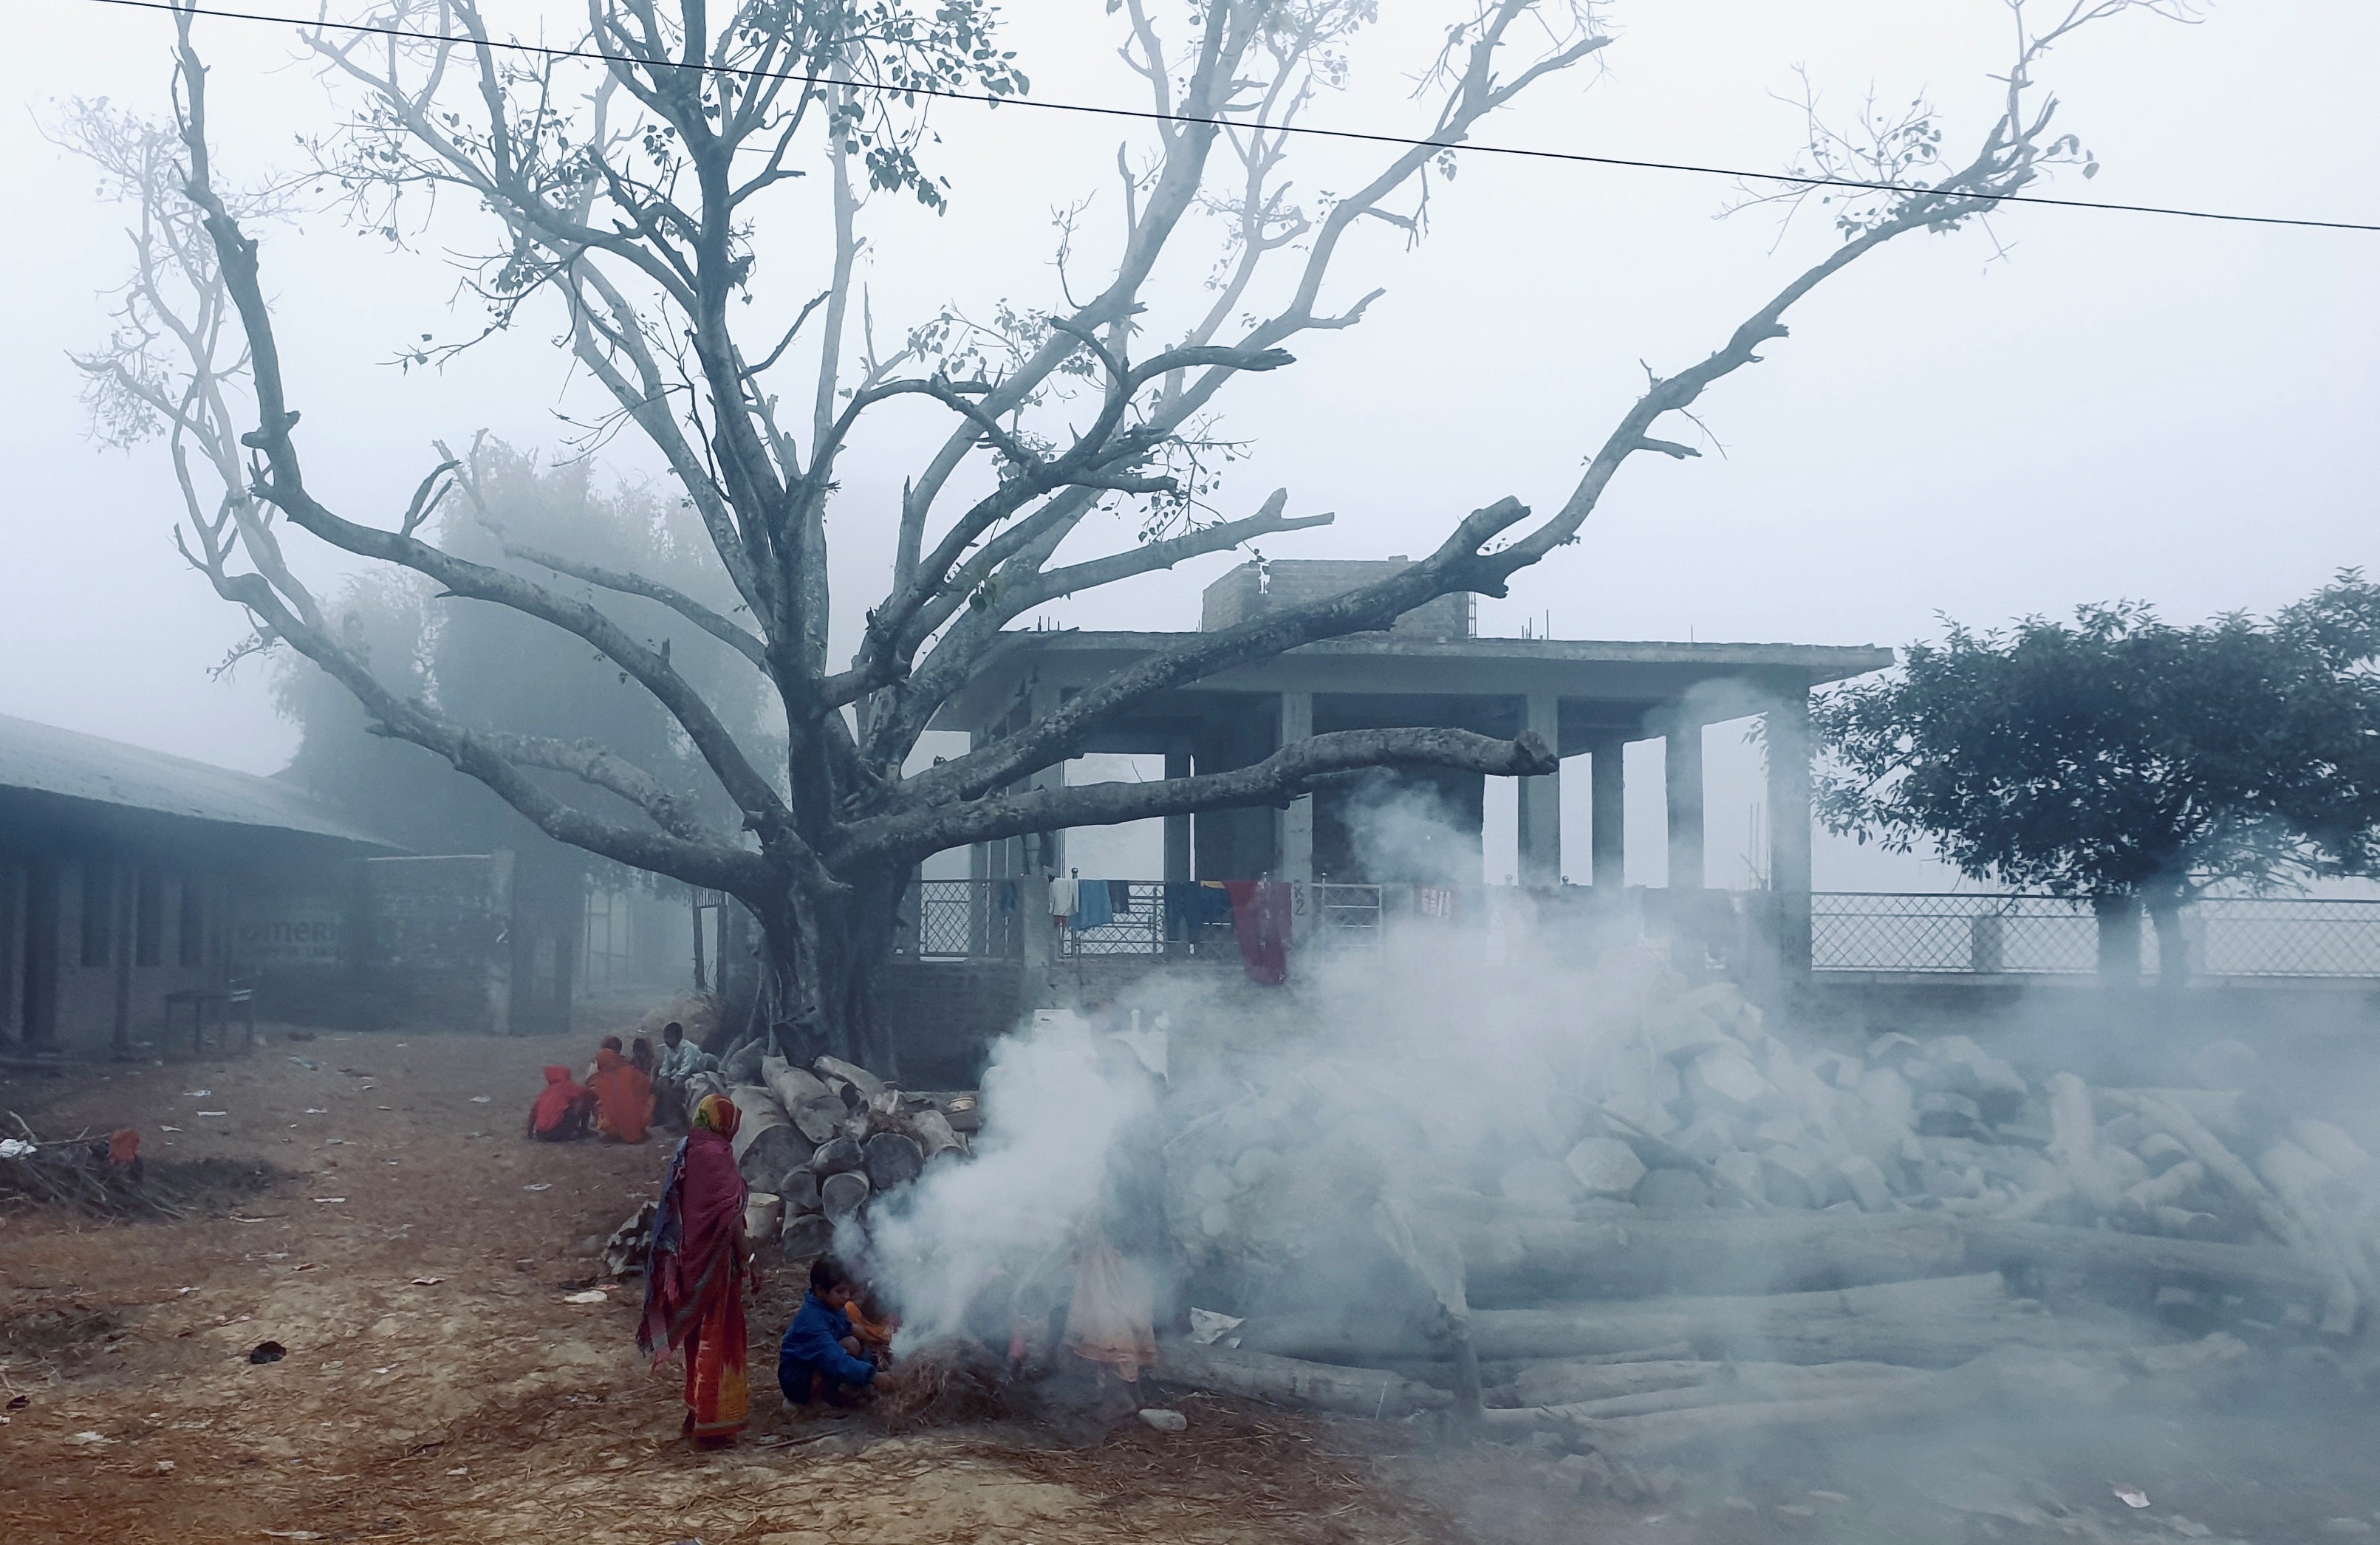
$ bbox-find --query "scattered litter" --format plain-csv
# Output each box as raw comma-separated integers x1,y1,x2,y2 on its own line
312,1197,346,1205
2114,1486,2151,1510
1138,1408,1189,1432
445,1466,469,1477
66,1431,110,1446
469,1095,492,1104
562,1289,609,1304
153,1459,174,1473
1187,1307,1245,1346
289,1057,318,1071
196,1111,228,1118
183,1089,211,1097
304,1108,326,1114
248,1340,287,1365
263,1531,324,1539
176,1287,199,1295
372,1366,396,1375
293,1262,321,1272
409,1276,443,1287
160,1126,182,1133
524,1182,553,1193
376,1105,392,1111
0,1139,32,1159
7,1394,30,1410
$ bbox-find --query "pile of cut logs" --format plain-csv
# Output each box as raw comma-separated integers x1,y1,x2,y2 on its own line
691,1049,971,1256
1149,977,2380,1485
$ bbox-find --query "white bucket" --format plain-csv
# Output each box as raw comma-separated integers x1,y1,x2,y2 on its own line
744,1191,784,1244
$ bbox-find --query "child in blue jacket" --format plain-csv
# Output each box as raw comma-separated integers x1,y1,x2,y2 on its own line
779,1257,879,1405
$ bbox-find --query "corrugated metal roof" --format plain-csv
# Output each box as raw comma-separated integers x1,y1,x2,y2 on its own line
0,713,398,849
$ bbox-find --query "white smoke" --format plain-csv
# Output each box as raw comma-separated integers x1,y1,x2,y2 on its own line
867,1010,1155,1347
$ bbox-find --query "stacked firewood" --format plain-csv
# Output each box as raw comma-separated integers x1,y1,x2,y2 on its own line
1149,967,2379,1484
715,1052,971,1256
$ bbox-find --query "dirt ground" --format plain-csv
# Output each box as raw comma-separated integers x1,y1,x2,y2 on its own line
7,1026,2380,1545
0,1026,1478,1545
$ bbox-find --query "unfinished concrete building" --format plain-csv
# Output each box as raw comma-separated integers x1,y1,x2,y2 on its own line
924,559,1890,984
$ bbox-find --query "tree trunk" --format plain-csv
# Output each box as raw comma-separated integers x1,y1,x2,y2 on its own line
2144,891,2191,984
2093,893,2141,984
759,863,911,1074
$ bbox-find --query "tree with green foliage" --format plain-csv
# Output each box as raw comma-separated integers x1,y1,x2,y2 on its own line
1815,576,2380,979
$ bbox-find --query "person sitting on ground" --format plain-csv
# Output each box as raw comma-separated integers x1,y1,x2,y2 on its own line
778,1257,880,1407
584,1034,626,1084
630,1035,659,1079
526,1065,595,1142
651,1021,700,1130
587,1041,655,1144
656,1021,704,1079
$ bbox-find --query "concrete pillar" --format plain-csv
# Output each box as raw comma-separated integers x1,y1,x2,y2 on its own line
1163,745,1193,884
1275,692,1314,885
1025,682,1064,881
1664,716,1705,891
1587,733,1626,889
1516,692,1562,886
1765,689,1813,974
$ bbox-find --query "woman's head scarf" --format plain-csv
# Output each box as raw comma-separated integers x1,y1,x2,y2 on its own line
691,1092,742,1141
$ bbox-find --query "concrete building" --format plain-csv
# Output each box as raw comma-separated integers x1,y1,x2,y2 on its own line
932,559,1890,973
0,713,394,1056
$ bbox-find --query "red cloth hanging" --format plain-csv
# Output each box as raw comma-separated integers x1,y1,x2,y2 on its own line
1222,880,1293,985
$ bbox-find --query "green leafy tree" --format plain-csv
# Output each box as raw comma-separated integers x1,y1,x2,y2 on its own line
1815,576,2380,978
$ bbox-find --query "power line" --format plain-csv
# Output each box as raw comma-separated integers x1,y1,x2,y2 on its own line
84,0,2380,236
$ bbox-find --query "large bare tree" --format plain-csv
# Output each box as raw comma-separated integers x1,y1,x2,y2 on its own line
104,0,2178,1061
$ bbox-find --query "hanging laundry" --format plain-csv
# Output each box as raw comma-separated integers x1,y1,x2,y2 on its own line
1049,877,1080,919
1222,880,1293,985
1107,880,1134,916
1076,880,1115,931
1163,881,1235,941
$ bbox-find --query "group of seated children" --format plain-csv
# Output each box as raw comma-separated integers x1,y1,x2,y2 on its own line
527,1023,699,1144
778,1257,895,1408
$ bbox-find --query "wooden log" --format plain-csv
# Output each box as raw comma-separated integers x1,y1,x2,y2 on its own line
1389,1341,1698,1391
1481,1361,1929,1432
728,1086,812,1191
1154,1337,1449,1419
763,1056,837,1120
1488,1358,1716,1409
1244,1273,2087,1368
821,1169,871,1221
1570,1383,1940,1459
1455,1210,1967,1302
865,1132,925,1193
781,1213,835,1258
779,1168,823,1216
810,1135,864,1176
1960,1218,2336,1306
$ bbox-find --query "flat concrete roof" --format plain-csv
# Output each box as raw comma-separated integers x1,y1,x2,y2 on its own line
0,713,398,849
934,630,1894,736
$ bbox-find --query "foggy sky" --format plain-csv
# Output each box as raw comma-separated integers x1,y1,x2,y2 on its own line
1,0,2372,891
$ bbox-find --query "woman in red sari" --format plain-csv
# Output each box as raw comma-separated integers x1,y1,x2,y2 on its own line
638,1093,750,1445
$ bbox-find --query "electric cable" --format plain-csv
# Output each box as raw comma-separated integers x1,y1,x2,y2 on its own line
78,0,2380,236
